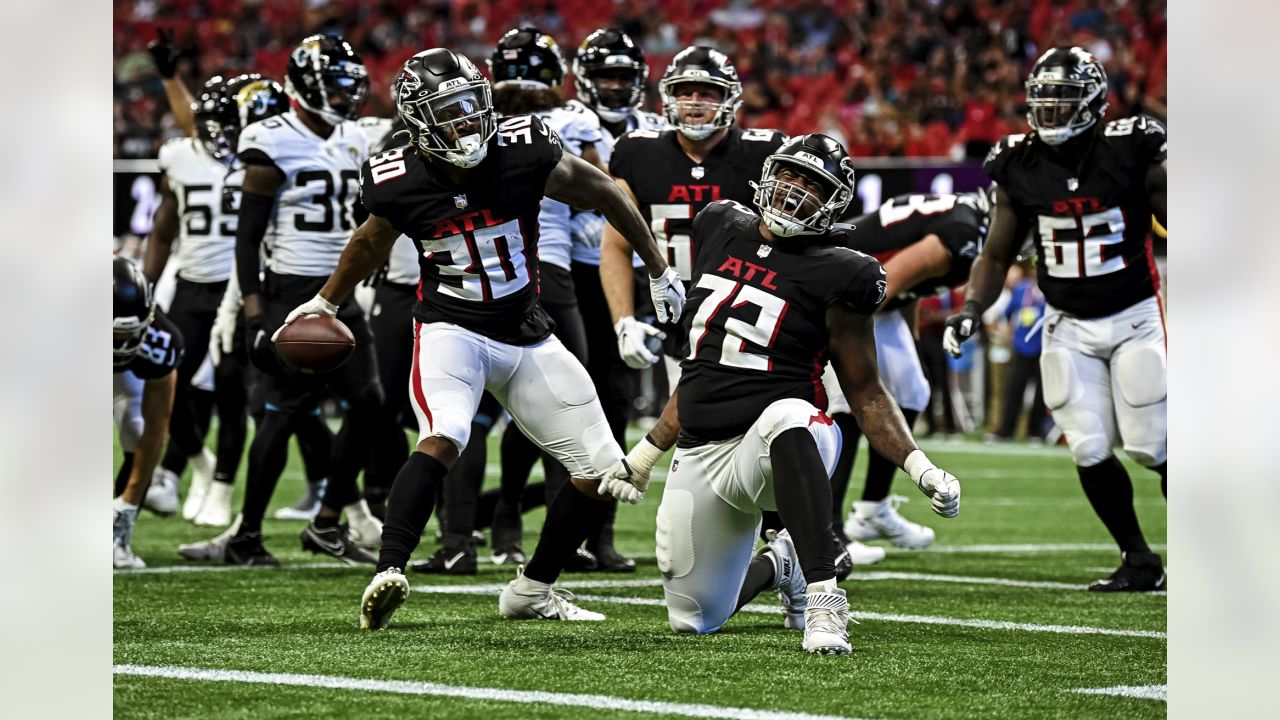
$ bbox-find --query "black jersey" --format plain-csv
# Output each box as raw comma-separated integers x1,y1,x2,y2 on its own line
677,200,886,444
984,115,1167,318
838,193,986,309
359,114,564,345
610,126,787,282
114,311,184,380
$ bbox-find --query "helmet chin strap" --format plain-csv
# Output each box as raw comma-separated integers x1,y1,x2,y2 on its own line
678,123,718,141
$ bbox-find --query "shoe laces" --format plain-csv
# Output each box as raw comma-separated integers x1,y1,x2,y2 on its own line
805,592,852,634
542,587,589,619
876,495,920,533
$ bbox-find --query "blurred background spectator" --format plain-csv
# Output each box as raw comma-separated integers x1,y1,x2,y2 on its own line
987,260,1049,443
113,0,1167,159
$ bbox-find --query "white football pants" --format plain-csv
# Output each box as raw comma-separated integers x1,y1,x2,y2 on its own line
408,321,622,479
823,310,930,415
113,371,145,453
1040,296,1167,468
656,398,842,634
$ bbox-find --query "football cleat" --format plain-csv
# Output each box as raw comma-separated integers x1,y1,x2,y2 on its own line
182,447,217,520
563,547,599,573
300,522,377,565
762,529,808,630
845,496,936,549
499,565,605,621
113,505,144,569
178,514,243,562
846,540,887,566
344,499,382,551
1088,552,1166,592
273,478,327,521
490,542,526,566
590,545,637,573
144,468,181,517
360,568,410,630
803,582,852,655
410,545,478,575
226,530,279,567
193,480,233,528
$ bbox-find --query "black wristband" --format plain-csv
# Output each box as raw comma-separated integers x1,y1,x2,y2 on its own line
962,300,983,317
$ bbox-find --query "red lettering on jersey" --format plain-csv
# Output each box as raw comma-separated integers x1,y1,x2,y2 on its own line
431,210,506,238
432,219,461,239
668,185,724,203
809,412,833,427
668,186,691,203
761,269,779,291
1052,197,1104,215
718,257,744,277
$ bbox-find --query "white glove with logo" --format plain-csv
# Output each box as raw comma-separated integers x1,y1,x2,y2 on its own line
649,267,686,324
271,294,338,342
904,450,961,518
598,437,666,504
209,283,243,366
614,316,664,369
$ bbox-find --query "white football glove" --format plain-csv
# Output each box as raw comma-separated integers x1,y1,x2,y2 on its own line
271,294,338,342
209,282,243,366
598,437,666,504
649,267,686,324
614,316,664,369
904,449,961,518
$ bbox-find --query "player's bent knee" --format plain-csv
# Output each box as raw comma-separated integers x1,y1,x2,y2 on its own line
1114,345,1167,407
1040,349,1081,409
755,398,822,446
1071,435,1114,468
1123,445,1164,468
664,592,722,635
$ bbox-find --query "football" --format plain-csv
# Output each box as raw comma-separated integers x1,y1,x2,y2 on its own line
273,315,356,373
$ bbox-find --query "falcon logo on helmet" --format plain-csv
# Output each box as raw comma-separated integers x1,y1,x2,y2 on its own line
751,134,856,238
1024,46,1110,145
394,49,496,169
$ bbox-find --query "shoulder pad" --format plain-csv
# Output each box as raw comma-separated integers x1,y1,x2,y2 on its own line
983,133,1026,178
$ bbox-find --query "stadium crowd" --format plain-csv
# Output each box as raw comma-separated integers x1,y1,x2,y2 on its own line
113,0,1167,159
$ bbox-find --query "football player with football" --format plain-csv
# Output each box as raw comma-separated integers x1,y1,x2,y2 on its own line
179,34,386,566
113,257,183,568
267,48,684,629
601,134,961,654
943,47,1167,592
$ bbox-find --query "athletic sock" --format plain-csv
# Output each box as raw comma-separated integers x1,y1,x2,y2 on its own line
1078,456,1149,554
523,480,608,584
734,555,777,611
861,409,918,502
1153,462,1167,498
115,452,135,497
239,412,295,535
377,452,449,572
829,413,861,533
770,427,835,584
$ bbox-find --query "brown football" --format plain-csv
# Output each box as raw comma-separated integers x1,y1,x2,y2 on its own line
274,315,356,374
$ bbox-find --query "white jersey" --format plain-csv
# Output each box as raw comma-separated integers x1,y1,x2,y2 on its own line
534,101,606,271
570,107,668,267
348,116,421,287
156,138,239,283
237,111,376,277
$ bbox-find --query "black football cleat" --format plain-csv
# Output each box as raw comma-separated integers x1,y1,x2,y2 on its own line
1088,551,1166,592
301,523,378,566
833,532,853,582
591,545,637,573
225,531,280,567
410,545,478,575
563,547,599,573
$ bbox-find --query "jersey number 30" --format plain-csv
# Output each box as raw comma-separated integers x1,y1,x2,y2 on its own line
687,275,788,371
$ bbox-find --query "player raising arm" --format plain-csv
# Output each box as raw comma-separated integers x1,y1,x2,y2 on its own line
599,135,959,654
943,47,1167,592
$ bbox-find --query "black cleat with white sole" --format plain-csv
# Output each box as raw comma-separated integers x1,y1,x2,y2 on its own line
1088,551,1166,592
225,532,280,567
300,523,378,565
411,544,478,575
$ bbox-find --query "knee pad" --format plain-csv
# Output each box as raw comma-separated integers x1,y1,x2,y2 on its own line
665,590,716,634
1114,345,1167,408
655,490,695,578
1069,433,1114,468
1040,349,1083,410
755,398,822,447
418,410,473,455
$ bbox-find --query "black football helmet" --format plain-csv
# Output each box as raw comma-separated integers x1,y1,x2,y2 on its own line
285,34,369,125
573,28,648,123
113,257,155,367
489,27,566,89
394,49,496,168
752,133,855,238
1025,46,1109,145
659,46,742,140
193,73,287,160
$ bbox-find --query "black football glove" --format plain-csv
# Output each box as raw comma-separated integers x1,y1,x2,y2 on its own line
942,301,983,358
244,314,282,374
146,28,180,79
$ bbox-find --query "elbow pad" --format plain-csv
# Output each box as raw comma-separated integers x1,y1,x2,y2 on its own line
235,191,275,297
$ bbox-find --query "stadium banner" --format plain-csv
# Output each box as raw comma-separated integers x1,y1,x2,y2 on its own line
113,157,992,237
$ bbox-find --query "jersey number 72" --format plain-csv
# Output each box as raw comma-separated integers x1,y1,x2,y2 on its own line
687,274,788,371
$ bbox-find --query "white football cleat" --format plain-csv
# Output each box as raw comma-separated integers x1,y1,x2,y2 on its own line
845,496,936,549
144,468,181,517
803,581,852,655
193,481,233,528
178,514,242,562
113,505,145,569
345,499,382,551
845,540,886,566
360,568,410,630
273,478,326,521
182,447,217,520
761,529,808,630
499,565,605,621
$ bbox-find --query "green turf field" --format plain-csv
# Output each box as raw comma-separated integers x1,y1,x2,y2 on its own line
114,429,1166,719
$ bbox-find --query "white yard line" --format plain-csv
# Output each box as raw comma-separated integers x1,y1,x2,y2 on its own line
114,562,345,576
409,584,1165,638
112,665,873,720
1070,685,1167,701
919,543,1165,554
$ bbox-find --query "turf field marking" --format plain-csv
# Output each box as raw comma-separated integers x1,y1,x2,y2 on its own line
852,571,1166,595
112,665,876,720
1070,684,1167,701
409,584,1165,638
920,542,1165,554
114,562,344,575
